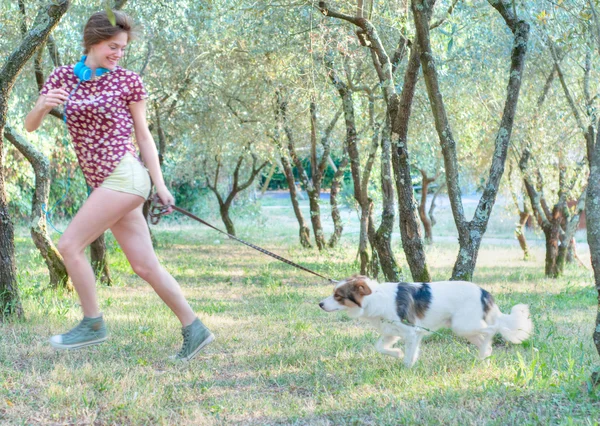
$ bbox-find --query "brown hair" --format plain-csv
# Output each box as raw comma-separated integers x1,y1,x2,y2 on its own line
83,11,138,54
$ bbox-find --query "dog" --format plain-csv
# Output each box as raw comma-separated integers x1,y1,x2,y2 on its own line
319,275,533,368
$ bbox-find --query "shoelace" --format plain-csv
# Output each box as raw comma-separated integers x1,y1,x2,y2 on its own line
63,321,87,339
178,328,191,356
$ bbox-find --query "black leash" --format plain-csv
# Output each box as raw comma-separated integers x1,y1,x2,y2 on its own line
148,195,337,284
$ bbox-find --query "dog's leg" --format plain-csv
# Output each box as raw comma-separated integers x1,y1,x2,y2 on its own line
465,334,483,347
452,317,496,359
403,331,424,368
375,335,402,358
477,328,495,359
459,329,494,359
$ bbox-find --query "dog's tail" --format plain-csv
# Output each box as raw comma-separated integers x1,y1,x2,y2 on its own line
489,304,533,344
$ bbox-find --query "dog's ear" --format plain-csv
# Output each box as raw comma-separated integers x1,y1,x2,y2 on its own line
353,279,372,296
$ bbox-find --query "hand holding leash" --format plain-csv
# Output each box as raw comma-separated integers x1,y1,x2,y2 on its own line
154,185,174,214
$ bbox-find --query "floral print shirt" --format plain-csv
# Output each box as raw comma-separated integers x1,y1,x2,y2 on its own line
40,65,148,188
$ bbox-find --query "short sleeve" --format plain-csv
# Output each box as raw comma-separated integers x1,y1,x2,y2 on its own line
122,71,148,105
40,67,67,96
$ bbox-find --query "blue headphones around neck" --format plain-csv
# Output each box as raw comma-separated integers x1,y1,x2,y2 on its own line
73,55,110,81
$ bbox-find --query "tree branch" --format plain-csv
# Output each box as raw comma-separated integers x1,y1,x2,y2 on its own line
549,40,586,132
487,0,519,33
318,108,342,176
430,0,459,30
0,0,70,87
318,2,362,25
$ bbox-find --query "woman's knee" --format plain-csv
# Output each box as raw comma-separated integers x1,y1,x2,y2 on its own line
131,259,161,281
57,235,84,260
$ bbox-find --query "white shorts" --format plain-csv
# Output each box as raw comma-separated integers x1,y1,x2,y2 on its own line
99,152,151,199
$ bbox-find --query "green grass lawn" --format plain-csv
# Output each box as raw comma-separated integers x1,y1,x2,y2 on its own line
1,195,599,425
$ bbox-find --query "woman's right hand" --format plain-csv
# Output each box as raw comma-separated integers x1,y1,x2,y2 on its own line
41,87,69,111
25,87,69,132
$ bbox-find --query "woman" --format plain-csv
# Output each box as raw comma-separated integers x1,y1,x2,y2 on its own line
25,10,213,361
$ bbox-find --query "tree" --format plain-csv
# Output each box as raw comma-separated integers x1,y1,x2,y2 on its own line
412,0,530,281
205,147,268,236
0,0,70,319
271,93,313,248
318,1,428,281
6,1,72,290
280,95,341,250
325,51,381,276
417,169,440,244
4,127,72,290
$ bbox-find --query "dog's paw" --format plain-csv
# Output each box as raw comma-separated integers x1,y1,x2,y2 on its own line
403,359,416,368
387,349,403,358
376,348,403,358
478,346,493,360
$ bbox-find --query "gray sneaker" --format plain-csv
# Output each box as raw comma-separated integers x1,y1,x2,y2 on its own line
49,315,108,350
172,318,214,361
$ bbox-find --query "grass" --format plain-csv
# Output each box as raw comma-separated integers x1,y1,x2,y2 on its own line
1,193,599,425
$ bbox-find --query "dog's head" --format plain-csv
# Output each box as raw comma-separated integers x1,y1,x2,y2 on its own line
319,275,373,313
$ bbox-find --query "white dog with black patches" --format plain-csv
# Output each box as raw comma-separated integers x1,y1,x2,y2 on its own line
319,275,533,368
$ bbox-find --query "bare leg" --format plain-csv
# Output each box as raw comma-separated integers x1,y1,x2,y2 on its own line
375,335,402,358
110,205,197,326
57,188,146,317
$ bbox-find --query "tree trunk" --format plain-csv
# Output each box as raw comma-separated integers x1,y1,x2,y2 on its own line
515,210,530,260
307,189,325,250
373,119,401,281
413,0,529,281
358,202,371,275
557,190,586,274
219,202,236,236
86,182,112,285
260,163,276,196
0,0,71,320
153,101,166,166
566,239,576,264
562,0,600,381
281,100,339,250
585,131,600,366
90,235,112,285
428,181,444,228
308,102,326,250
328,154,348,248
418,169,436,244
325,55,372,273
565,239,587,269
272,93,312,248
520,149,579,278
390,46,431,282
4,126,72,290
206,151,268,238
544,209,561,278
279,156,312,248
367,201,380,278
318,1,426,280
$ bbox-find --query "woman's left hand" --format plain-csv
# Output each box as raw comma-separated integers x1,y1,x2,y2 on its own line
156,184,175,213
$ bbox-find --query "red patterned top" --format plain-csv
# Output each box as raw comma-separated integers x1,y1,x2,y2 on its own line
40,65,148,188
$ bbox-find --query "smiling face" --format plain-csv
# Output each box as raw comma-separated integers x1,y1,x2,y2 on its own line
319,276,372,312
82,10,136,71
87,32,128,71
